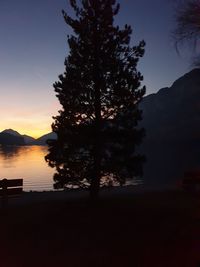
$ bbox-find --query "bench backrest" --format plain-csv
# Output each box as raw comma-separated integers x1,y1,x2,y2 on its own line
0,179,23,197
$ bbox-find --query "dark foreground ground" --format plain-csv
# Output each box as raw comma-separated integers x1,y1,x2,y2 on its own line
1,189,200,267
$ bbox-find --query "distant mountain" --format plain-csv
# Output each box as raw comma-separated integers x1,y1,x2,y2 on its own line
0,129,57,146
0,132,25,145
32,132,57,145
2,129,35,145
2,129,21,137
23,135,35,144
139,68,200,187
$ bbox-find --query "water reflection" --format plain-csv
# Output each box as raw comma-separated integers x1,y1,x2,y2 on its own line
0,145,21,160
0,146,54,191
0,146,142,191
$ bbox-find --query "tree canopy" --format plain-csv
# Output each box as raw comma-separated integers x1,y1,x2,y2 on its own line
45,0,146,198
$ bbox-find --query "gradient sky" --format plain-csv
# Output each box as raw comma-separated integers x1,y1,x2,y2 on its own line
0,0,195,138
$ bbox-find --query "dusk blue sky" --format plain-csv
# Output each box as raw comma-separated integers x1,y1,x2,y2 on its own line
0,0,194,137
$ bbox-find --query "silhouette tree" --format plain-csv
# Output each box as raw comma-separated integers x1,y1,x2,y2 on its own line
173,0,200,65
45,0,146,199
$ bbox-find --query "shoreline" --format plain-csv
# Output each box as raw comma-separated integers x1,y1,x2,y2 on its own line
7,184,179,207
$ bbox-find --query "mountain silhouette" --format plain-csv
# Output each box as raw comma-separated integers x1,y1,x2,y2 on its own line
0,129,56,146
2,129,22,137
2,129,35,144
0,132,25,145
31,132,57,145
139,68,200,187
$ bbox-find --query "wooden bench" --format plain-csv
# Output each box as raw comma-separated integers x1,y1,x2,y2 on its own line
0,178,23,207
182,171,200,192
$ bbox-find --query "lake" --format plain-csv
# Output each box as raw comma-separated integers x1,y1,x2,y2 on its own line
0,146,54,191
0,145,142,192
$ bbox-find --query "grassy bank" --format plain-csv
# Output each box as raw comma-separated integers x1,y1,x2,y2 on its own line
1,190,200,267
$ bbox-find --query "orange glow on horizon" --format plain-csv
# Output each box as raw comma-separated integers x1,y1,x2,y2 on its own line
0,90,60,139
24,129,52,139
0,125,52,139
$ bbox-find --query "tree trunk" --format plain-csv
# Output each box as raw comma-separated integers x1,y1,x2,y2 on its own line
90,169,100,200
90,16,101,201
89,80,101,200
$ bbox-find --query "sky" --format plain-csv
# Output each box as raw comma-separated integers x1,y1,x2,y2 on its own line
0,0,195,138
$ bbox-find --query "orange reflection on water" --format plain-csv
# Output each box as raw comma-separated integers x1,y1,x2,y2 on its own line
0,146,54,191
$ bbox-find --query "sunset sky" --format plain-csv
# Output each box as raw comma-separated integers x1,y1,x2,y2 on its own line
0,0,194,138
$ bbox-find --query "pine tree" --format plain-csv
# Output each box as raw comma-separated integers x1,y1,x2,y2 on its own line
45,0,146,198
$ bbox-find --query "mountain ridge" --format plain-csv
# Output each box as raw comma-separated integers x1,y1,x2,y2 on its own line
0,132,25,146
0,129,56,145
139,68,200,187
2,129,36,144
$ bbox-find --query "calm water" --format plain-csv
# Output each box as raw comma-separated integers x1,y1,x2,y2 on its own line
0,145,142,192
0,146,54,191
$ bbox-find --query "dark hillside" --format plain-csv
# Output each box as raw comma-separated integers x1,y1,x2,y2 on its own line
0,132,25,145
139,69,200,186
